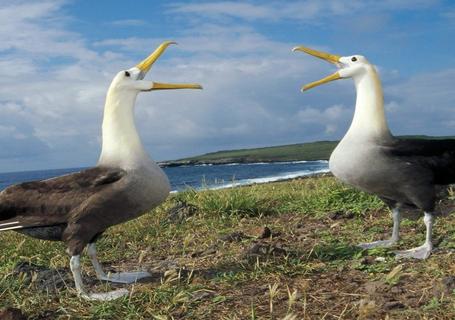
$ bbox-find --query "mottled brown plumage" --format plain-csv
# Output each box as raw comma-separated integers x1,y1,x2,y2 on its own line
0,167,130,254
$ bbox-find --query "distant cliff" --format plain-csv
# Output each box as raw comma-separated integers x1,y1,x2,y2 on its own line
158,136,455,168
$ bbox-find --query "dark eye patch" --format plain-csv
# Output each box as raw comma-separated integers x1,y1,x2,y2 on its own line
351,57,357,62
124,71,130,77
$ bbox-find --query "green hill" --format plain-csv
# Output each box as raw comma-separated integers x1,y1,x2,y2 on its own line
160,135,455,167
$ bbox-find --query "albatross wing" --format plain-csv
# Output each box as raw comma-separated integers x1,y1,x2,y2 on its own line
385,138,455,185
0,167,126,231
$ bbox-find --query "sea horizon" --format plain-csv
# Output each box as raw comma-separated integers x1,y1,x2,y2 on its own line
0,160,330,193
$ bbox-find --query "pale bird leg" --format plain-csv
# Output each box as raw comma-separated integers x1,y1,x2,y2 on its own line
395,212,433,260
358,207,401,249
87,243,151,284
70,255,128,301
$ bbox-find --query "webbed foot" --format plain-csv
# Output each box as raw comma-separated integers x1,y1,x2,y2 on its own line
394,244,432,260
99,271,152,284
358,239,397,249
80,288,129,301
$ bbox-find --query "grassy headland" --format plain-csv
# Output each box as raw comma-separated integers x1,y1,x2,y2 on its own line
160,135,455,167
1,175,455,319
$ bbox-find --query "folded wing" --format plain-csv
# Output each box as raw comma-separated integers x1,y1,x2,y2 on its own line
0,167,126,231
384,138,455,185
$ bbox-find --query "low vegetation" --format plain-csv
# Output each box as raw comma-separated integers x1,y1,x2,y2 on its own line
161,135,455,166
1,175,455,319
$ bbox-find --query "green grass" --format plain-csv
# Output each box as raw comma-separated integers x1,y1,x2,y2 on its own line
1,175,455,319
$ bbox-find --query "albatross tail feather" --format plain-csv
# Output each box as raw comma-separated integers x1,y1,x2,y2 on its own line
0,221,23,232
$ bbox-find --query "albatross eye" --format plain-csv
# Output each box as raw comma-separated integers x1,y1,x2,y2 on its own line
351,57,357,62
124,71,130,77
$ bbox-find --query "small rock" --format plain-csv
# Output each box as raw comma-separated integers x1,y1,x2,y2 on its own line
357,298,378,320
329,211,355,220
359,256,376,265
328,211,343,220
244,243,288,258
384,301,405,310
442,276,455,292
190,290,215,302
250,226,272,239
390,286,405,294
168,200,197,222
190,249,216,258
0,308,27,320
219,231,248,242
13,261,75,292
433,275,455,297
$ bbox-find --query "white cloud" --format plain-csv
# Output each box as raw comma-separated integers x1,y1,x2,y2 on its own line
0,0,453,173
109,19,147,27
297,104,351,135
383,68,455,136
168,0,439,23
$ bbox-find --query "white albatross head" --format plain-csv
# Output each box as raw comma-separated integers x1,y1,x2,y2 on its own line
108,40,202,95
292,45,391,138
292,45,375,92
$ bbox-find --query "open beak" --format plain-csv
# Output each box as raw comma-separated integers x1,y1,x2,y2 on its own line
292,45,342,92
150,82,203,91
136,41,203,90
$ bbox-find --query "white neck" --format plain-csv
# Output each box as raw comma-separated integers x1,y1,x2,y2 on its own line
97,87,151,169
345,67,392,140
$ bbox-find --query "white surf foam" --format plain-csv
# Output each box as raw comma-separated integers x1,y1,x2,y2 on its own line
170,168,331,193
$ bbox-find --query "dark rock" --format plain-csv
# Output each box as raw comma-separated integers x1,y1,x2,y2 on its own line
191,249,216,258
13,261,75,292
0,308,27,320
329,211,355,220
219,231,249,242
433,275,455,297
168,200,198,222
12,261,101,292
442,276,455,292
250,226,272,239
190,290,215,302
244,243,288,258
359,256,376,265
383,301,405,310
390,286,405,294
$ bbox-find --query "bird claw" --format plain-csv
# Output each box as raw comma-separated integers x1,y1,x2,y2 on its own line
358,239,396,249
81,288,129,301
394,244,432,260
99,271,152,284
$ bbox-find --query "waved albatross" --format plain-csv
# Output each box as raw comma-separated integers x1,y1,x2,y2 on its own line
0,41,202,300
293,45,455,260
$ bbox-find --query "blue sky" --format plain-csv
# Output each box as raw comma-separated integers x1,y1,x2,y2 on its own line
0,0,454,172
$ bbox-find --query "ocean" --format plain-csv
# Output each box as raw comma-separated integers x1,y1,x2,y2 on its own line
0,160,330,193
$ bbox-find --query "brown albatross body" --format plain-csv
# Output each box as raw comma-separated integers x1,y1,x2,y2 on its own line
0,41,202,300
1,165,168,251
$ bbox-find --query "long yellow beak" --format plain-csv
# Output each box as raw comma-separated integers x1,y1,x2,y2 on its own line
151,82,203,90
292,45,341,64
136,41,177,74
293,45,342,92
137,41,202,91
301,72,341,92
